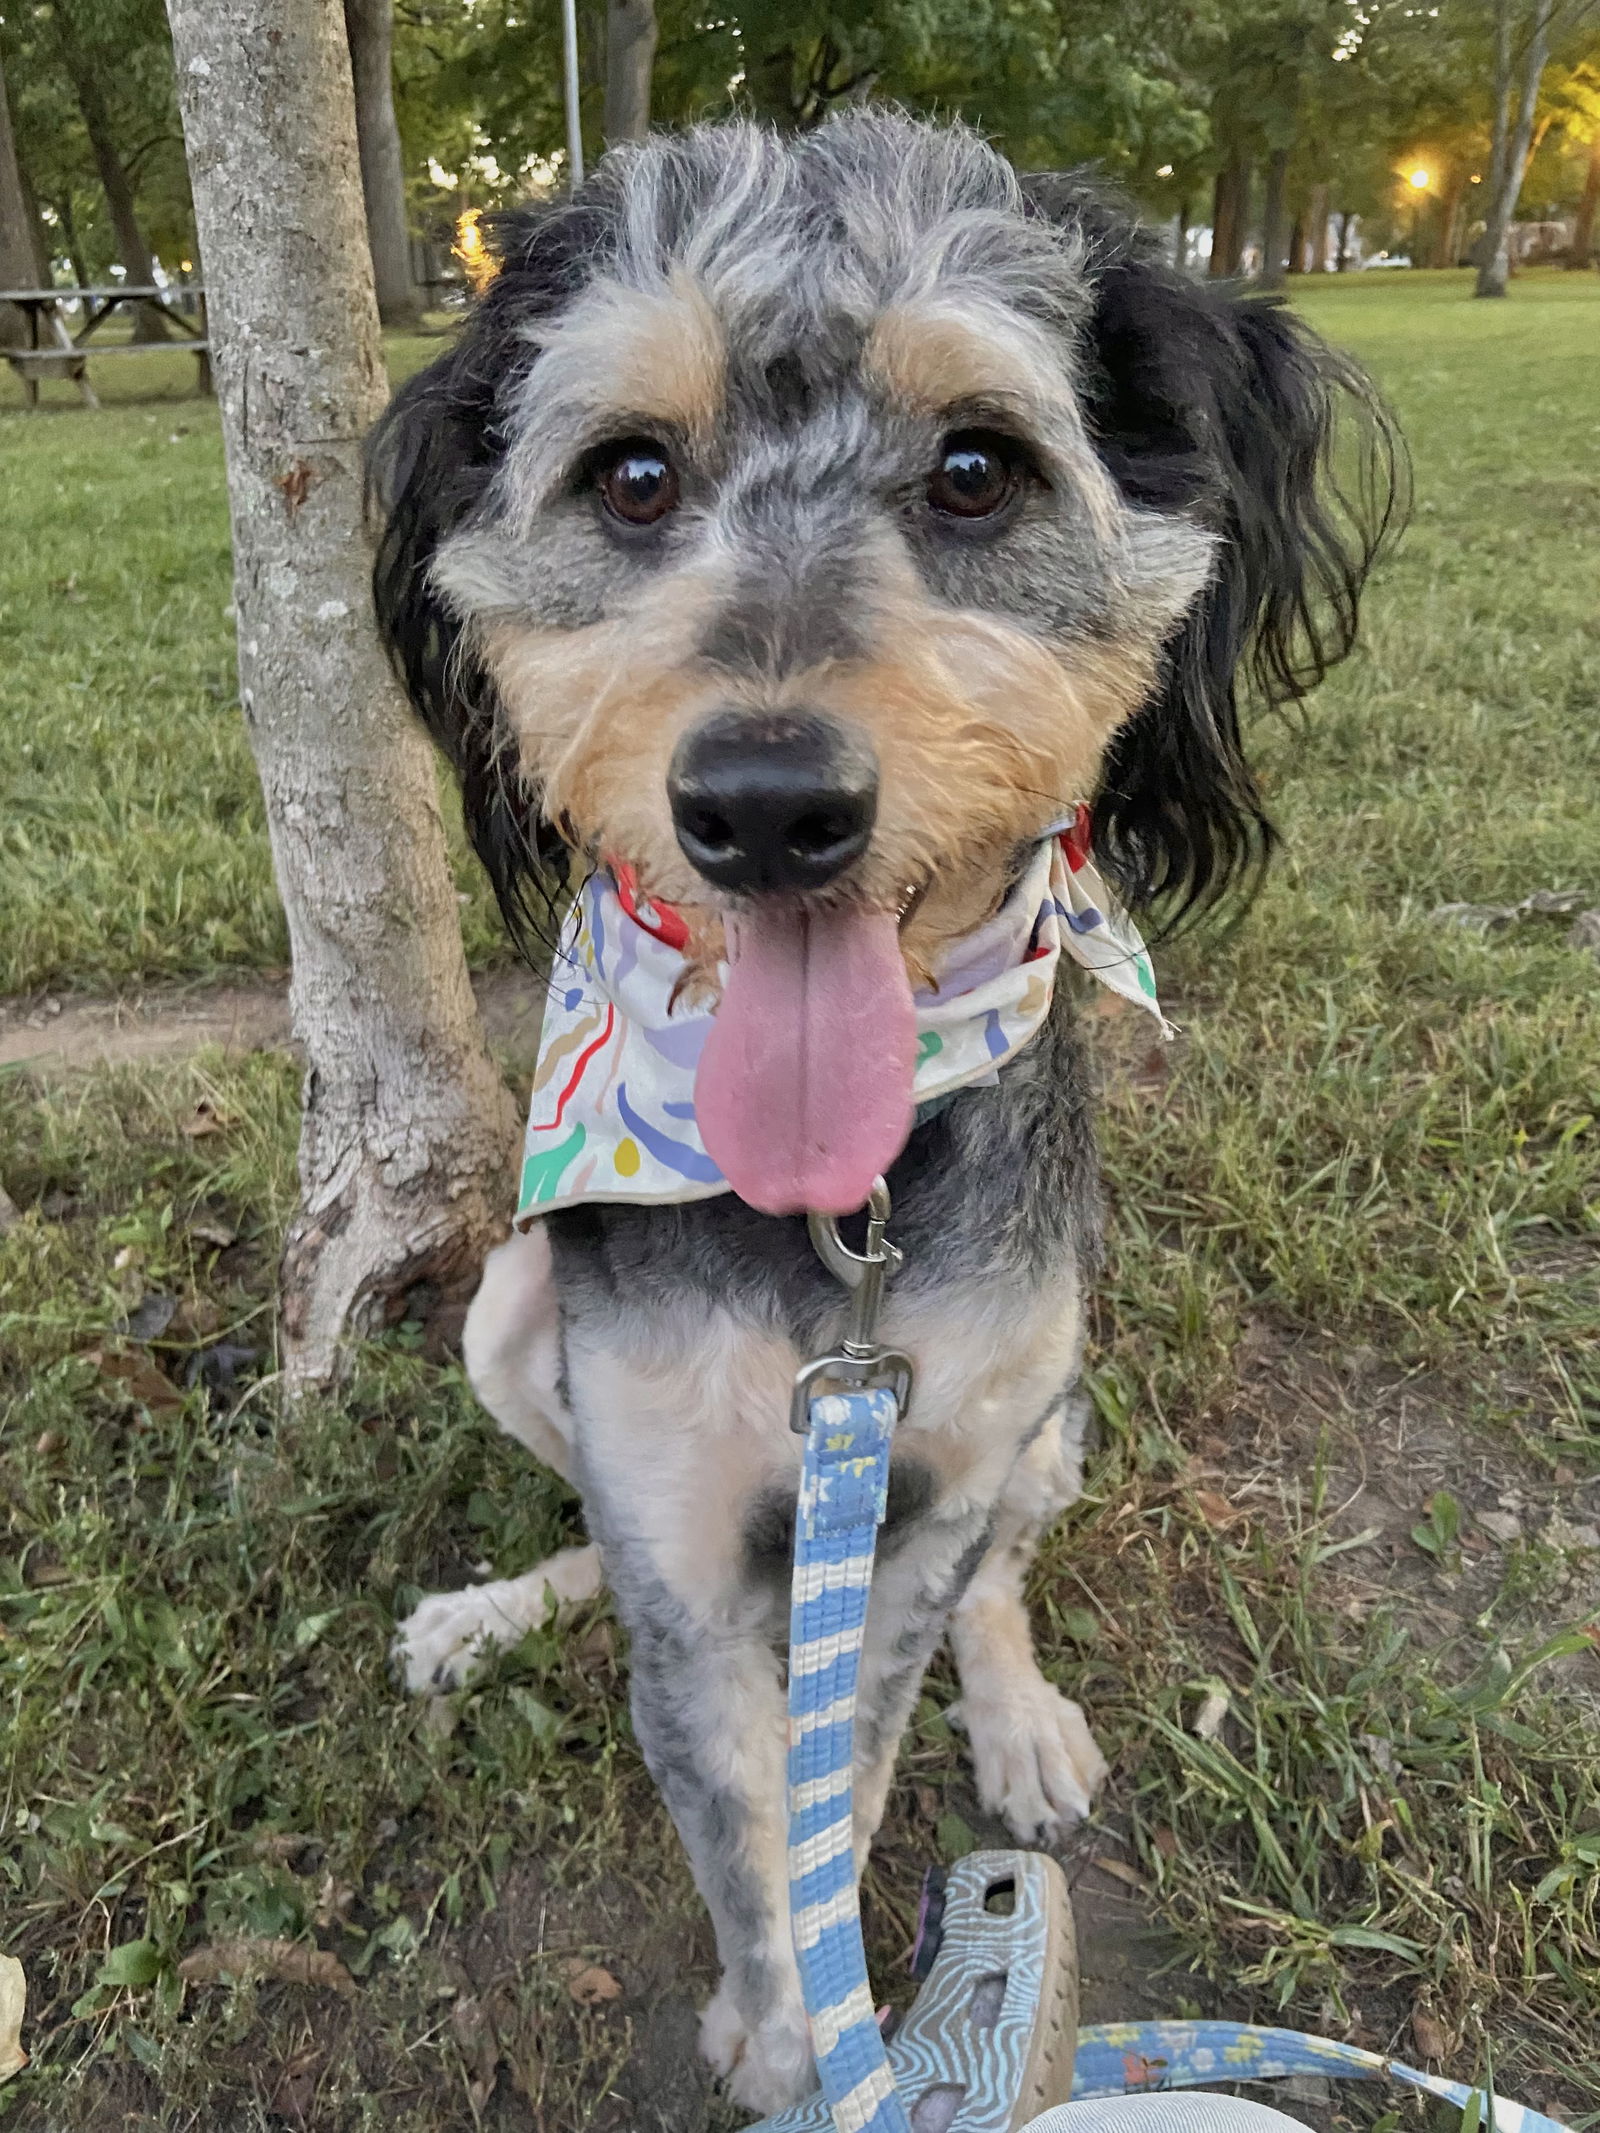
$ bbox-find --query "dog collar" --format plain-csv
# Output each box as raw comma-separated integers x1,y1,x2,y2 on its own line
514,806,1171,1221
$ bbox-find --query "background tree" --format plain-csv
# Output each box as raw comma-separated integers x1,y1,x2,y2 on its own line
345,0,423,325
604,0,658,143
0,41,48,348
164,0,519,1388
1479,0,1558,291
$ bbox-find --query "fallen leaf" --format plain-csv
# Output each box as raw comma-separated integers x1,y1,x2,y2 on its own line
1568,910,1600,956
0,1954,26,2085
188,1216,238,1249
80,1345,185,1413
1153,1828,1179,1860
1091,1855,1155,1896
178,1938,355,1995
1193,1685,1231,1740
312,1874,355,1929
269,2050,321,2125
1193,1489,1240,1529
0,1185,21,1234
451,1992,501,2108
1411,2007,1451,2059
180,1101,231,1139
122,1292,178,1342
562,1961,622,2008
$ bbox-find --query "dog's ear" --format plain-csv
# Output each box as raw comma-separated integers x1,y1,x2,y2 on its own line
1026,182,1405,921
366,197,613,953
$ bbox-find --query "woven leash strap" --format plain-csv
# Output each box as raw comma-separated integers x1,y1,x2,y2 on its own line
787,1385,912,2133
1071,2020,1570,2132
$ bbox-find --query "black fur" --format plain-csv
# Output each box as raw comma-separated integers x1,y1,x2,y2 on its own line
1022,180,1406,922
367,196,620,952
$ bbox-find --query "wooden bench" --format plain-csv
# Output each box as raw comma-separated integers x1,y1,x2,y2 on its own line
1,284,211,408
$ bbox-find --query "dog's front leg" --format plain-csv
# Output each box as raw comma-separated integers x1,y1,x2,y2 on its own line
566,1319,814,2114
623,1587,813,2112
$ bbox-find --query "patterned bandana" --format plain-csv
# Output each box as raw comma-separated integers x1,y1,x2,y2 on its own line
515,806,1171,1223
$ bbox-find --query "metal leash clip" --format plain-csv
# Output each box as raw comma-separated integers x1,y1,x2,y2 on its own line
791,1176,915,1432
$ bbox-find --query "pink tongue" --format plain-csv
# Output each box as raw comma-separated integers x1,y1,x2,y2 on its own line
695,905,916,1216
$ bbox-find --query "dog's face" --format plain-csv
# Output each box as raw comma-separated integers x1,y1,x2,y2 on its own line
426,141,1217,975
374,114,1394,978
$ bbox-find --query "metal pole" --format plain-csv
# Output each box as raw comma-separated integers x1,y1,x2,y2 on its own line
561,0,584,189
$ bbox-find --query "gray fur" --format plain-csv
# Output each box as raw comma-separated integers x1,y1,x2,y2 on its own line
433,110,1213,660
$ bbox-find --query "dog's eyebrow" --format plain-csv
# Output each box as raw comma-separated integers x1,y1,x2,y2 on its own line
502,269,726,514
864,299,1064,424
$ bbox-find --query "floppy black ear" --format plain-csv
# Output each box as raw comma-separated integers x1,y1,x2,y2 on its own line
1025,179,1405,922
366,194,616,953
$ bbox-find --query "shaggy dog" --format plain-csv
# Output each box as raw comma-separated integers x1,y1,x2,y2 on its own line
369,112,1397,2113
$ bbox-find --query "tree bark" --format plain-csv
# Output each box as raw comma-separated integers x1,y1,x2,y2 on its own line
0,43,47,348
1433,167,1467,267
1286,208,1305,274
53,0,170,337
1305,181,1330,271
603,0,657,145
342,0,421,327
1336,208,1354,269
1568,126,1600,267
165,0,520,1390
1476,0,1557,296
1209,153,1251,277
1258,145,1292,289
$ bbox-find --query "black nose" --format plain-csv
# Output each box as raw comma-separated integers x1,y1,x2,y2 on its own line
668,712,877,895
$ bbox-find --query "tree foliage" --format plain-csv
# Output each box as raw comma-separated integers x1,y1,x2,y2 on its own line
2,0,1595,293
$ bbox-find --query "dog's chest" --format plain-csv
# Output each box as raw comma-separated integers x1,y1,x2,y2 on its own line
561,1263,1086,1626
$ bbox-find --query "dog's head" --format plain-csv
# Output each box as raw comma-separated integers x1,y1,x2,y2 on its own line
370,112,1399,1207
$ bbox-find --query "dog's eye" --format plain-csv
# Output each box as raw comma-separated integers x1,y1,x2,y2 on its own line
928,432,1021,520
596,440,680,529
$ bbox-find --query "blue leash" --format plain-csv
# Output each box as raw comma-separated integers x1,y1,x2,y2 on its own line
788,1380,909,2132
778,1183,1571,2133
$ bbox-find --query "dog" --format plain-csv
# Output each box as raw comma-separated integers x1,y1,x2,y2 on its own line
369,111,1397,2113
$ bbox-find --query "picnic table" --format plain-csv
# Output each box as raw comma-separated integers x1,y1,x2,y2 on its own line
0,283,210,408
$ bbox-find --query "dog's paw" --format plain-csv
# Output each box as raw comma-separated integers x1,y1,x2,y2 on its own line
960,1674,1108,1844
392,1545,602,1693
700,1979,814,2114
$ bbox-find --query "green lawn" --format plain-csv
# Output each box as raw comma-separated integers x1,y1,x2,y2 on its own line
0,326,504,995
2,270,1598,2128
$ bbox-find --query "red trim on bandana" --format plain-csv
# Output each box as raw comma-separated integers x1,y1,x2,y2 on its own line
1060,803,1093,874
612,863,691,951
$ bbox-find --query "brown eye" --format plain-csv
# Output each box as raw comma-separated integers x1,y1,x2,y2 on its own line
928,431,1021,520
597,440,679,528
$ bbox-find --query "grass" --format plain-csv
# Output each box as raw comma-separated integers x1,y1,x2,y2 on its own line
0,325,504,995
2,268,1599,2127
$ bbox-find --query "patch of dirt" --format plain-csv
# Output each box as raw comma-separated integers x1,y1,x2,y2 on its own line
0,969,546,1072
1215,1312,1600,1672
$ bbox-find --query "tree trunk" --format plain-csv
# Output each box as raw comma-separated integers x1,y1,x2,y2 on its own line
53,0,169,337
165,0,520,1390
1336,208,1354,270
603,0,656,145
1568,127,1600,268
1174,196,1192,273
1209,153,1251,278
1258,145,1292,289
1306,181,1330,271
1286,208,1305,274
1433,168,1467,267
342,0,421,327
1476,0,1556,296
0,43,47,348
